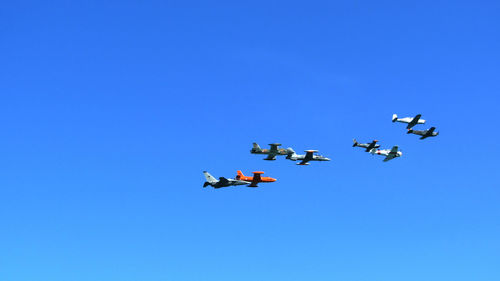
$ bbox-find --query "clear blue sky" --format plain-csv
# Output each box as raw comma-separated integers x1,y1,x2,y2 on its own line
1,1,499,280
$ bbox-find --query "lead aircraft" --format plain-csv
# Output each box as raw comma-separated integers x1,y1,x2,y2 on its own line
392,114,426,129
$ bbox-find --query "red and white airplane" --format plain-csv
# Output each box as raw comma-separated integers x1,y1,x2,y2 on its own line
369,146,403,162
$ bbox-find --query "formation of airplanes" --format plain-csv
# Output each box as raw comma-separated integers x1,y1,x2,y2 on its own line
393,113,439,139
251,143,331,165
353,139,403,161
204,114,439,188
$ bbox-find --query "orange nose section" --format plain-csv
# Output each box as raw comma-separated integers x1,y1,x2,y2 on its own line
266,177,277,182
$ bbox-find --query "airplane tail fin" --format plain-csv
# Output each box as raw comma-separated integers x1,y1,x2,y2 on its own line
236,170,244,179
392,114,398,122
407,129,413,134
203,171,218,184
352,139,358,147
285,148,296,159
251,142,262,153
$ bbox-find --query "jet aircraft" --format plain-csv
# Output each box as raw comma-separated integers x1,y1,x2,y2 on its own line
203,171,250,188
235,170,276,187
286,149,331,165
250,143,288,160
392,114,426,129
353,139,380,152
407,127,439,139
369,146,403,162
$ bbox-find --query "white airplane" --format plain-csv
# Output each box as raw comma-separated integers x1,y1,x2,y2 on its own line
286,149,331,165
369,145,403,162
392,114,426,129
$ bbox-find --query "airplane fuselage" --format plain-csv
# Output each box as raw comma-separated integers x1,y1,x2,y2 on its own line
370,149,403,158
393,114,426,129
355,143,380,151
250,148,288,155
206,179,250,188
289,155,330,161
407,128,439,139
237,175,276,183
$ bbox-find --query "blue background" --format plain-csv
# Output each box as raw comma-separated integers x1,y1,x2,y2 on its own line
1,1,499,280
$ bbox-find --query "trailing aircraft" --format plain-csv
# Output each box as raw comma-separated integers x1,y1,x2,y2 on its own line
235,170,276,187
352,139,380,152
407,127,439,139
250,143,288,160
369,146,403,162
392,114,426,129
203,171,250,188
286,149,331,165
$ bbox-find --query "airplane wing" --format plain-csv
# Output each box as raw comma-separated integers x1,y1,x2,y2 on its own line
298,159,310,165
298,151,314,165
248,172,262,187
218,177,229,186
365,141,378,152
417,127,436,140
383,146,399,162
407,117,418,129
419,127,436,140
407,114,425,129
269,143,281,153
229,179,251,186
264,153,277,160
383,154,396,162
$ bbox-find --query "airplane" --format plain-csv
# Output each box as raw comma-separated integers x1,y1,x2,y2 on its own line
203,171,250,188
392,114,426,129
352,139,381,152
369,146,403,162
407,127,439,139
250,142,289,160
285,148,331,165
235,170,276,187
